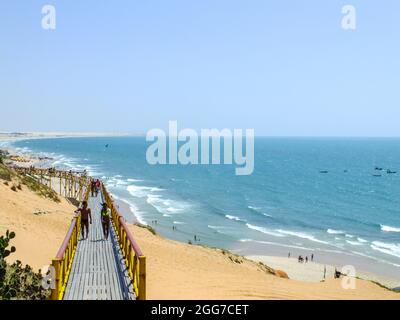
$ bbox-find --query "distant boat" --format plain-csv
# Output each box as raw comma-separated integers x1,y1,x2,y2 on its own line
387,169,397,174
373,174,382,177
319,170,328,174
375,167,383,171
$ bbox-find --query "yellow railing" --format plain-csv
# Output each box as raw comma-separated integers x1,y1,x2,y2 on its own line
13,166,89,200
12,165,89,300
50,186,89,300
102,184,146,300
25,165,146,300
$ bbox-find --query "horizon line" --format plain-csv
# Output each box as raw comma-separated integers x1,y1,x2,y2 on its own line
2,131,400,139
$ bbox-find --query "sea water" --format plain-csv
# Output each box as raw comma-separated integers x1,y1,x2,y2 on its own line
8,137,400,278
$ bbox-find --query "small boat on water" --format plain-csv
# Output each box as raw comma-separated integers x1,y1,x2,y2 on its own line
373,174,382,177
387,169,397,174
375,167,383,171
319,170,328,174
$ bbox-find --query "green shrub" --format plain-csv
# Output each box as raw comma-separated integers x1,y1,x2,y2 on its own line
0,230,50,300
134,223,157,235
0,150,6,164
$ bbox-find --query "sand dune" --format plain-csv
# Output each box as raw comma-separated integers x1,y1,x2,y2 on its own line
129,225,400,300
0,178,76,270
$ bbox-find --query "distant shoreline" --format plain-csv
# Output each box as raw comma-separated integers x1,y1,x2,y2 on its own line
0,131,142,142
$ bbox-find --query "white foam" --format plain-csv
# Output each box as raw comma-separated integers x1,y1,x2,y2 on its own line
208,225,231,234
115,178,128,186
248,206,260,210
327,229,345,235
380,224,400,233
247,206,272,217
275,229,329,244
146,193,189,216
208,225,229,230
371,241,400,258
128,203,147,225
111,195,147,225
350,250,400,268
245,224,285,237
239,239,312,251
346,240,363,246
173,221,185,225
357,237,368,243
127,178,144,182
225,215,246,222
127,185,155,198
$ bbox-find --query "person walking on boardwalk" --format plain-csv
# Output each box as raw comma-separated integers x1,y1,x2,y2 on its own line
101,202,111,240
90,179,96,197
76,201,92,240
95,179,101,197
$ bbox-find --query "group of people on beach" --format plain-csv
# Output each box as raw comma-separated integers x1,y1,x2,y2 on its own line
75,193,111,241
288,252,314,263
298,254,314,263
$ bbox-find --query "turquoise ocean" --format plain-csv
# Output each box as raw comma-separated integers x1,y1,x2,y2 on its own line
5,137,400,278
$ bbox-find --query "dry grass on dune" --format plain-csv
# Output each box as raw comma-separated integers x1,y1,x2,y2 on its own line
0,166,76,270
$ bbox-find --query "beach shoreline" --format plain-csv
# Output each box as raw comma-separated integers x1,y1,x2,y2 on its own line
246,255,400,290
1,134,400,292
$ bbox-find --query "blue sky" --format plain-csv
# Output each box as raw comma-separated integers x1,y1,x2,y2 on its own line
0,1,399,136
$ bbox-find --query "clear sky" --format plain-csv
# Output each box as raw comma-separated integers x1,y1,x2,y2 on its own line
0,1,399,136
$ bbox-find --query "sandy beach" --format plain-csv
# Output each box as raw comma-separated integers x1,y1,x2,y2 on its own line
247,255,400,290
128,224,399,300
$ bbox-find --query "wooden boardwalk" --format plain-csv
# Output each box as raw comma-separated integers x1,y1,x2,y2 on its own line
63,192,135,300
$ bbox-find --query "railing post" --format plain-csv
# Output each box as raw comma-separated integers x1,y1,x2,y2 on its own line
51,259,61,300
75,218,79,244
138,256,146,300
